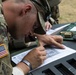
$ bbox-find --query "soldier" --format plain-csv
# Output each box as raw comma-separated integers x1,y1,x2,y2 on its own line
0,0,64,75
9,0,62,49
41,0,61,25
51,5,60,24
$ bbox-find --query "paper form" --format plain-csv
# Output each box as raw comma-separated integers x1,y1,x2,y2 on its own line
12,24,76,71
12,45,76,70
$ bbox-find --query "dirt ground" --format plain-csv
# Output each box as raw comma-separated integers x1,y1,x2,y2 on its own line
59,0,76,24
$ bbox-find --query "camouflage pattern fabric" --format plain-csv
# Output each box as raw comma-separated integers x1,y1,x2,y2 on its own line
0,1,12,75
51,5,60,24
46,0,61,24
30,0,60,25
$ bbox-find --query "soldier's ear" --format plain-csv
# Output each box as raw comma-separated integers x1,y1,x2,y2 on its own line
19,4,32,16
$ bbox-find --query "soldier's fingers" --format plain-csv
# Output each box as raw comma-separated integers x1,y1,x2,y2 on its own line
51,35,63,44
36,45,45,51
41,50,46,56
38,40,43,46
45,22,52,31
50,39,64,49
38,56,46,63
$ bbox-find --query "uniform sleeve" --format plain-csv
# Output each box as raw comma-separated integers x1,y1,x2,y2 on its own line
12,67,24,75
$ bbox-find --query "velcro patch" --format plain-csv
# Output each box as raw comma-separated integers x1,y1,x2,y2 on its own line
0,44,8,58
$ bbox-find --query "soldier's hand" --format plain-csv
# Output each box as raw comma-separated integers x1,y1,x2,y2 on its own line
45,21,52,31
34,34,64,49
23,46,46,69
50,35,63,44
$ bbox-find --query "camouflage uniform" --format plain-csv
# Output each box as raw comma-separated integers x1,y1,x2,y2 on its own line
0,1,12,75
42,0,61,24
51,5,60,24
0,0,60,74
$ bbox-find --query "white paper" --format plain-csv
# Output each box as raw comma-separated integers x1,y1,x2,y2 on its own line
70,26,76,31
12,45,76,70
46,24,70,35
40,45,76,68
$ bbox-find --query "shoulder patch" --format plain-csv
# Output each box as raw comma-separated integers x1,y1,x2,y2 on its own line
0,44,8,58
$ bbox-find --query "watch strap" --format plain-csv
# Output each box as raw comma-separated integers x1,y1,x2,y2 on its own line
21,60,32,70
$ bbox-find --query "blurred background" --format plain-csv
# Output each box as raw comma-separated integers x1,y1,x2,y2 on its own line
59,0,76,24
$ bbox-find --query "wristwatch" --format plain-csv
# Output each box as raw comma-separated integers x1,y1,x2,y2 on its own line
21,60,32,70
